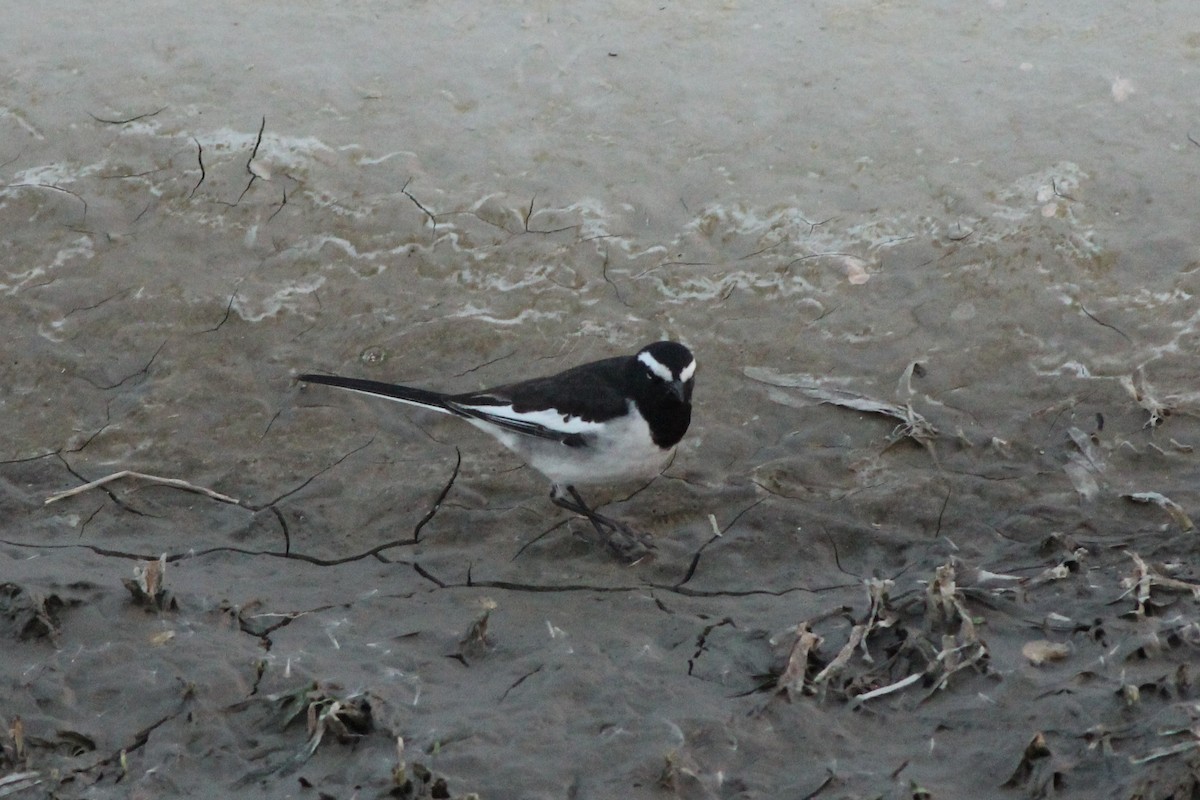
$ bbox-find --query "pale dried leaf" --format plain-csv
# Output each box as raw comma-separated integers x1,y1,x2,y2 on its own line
1063,457,1100,502
1022,640,1071,665
1122,491,1195,532
776,622,822,698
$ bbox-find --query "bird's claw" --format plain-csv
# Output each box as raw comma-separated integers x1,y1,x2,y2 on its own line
574,515,655,564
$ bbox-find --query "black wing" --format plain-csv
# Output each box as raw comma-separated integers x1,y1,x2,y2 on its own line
448,356,634,446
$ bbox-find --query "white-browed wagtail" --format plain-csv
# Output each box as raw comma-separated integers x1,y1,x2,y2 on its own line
299,340,696,561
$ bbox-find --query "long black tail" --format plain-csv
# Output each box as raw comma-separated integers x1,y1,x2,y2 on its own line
297,374,460,417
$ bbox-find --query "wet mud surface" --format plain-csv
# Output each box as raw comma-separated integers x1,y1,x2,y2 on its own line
4,2,1200,798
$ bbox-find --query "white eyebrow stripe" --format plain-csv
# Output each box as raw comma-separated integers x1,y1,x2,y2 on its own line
679,359,696,383
638,350,675,382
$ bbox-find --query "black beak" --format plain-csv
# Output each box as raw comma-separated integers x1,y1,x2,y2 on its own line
668,379,686,403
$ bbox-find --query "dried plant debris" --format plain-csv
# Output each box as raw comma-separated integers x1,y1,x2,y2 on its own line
1,716,29,776
774,622,823,701
1121,552,1200,616
232,682,374,778
764,564,991,707
1066,426,1106,473
122,554,178,611
226,685,481,797
25,729,97,759
1130,726,1200,765
919,563,990,697
0,723,97,783
1024,547,1086,589
949,556,1024,591
1021,640,1071,666
8,716,25,764
1002,732,1063,794
1119,370,1172,428
0,583,68,642
1122,492,1195,532
0,771,43,797
656,747,721,798
745,366,939,450
1063,425,1106,502
390,736,480,800
290,685,372,749
456,599,497,663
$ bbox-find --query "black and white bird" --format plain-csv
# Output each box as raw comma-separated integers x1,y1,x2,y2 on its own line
298,341,696,561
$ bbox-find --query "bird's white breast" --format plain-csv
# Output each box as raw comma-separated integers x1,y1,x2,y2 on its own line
467,401,672,487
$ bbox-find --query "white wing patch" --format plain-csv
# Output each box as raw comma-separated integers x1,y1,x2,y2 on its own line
460,403,606,436
501,401,672,486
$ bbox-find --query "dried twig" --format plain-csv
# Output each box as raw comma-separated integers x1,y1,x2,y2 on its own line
45,470,240,505
851,672,923,705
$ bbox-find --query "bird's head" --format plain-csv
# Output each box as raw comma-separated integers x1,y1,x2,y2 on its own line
632,341,696,407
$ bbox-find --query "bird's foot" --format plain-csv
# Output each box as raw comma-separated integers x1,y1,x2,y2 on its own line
551,485,655,564
579,513,655,564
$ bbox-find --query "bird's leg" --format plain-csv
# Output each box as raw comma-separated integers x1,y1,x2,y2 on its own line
549,485,654,563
